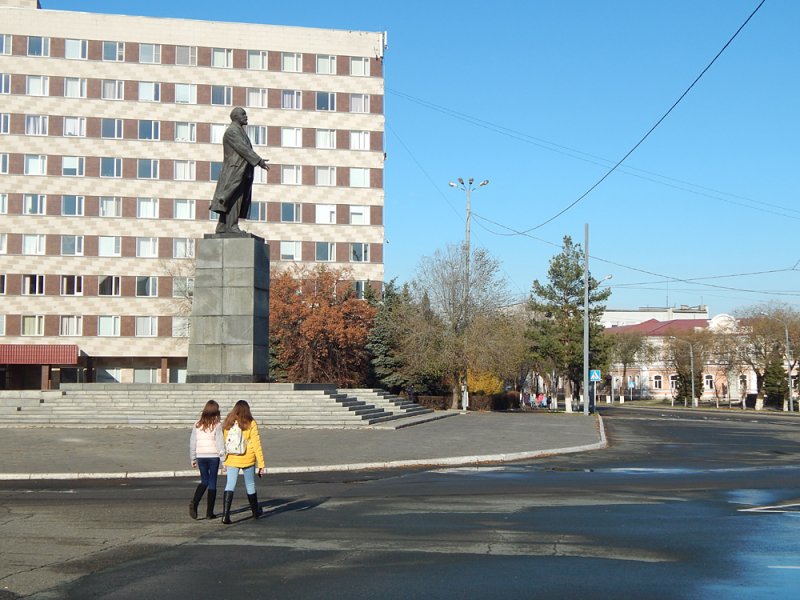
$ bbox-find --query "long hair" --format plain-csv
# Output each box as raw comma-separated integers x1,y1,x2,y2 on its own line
195,400,221,431
222,399,254,431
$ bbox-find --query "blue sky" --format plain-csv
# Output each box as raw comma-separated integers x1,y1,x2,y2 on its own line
45,1,800,316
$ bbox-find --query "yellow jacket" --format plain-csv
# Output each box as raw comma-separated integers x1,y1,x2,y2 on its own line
223,420,265,469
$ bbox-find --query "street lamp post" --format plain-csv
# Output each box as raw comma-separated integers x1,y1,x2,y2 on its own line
448,178,489,412
670,337,696,407
760,312,794,412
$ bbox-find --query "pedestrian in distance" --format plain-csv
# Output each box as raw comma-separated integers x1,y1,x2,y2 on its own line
189,400,226,520
221,400,266,524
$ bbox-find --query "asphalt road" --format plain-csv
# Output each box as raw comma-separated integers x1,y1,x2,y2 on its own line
1,406,799,600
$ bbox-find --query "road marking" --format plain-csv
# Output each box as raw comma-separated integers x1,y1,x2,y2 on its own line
768,566,800,570
738,503,800,513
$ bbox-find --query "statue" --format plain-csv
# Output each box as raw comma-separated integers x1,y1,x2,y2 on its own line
209,107,269,235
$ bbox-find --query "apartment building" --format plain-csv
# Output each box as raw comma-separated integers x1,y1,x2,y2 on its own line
0,0,387,388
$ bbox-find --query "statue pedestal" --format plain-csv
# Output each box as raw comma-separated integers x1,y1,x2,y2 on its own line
186,234,270,383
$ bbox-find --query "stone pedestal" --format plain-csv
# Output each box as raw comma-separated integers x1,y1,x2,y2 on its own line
186,234,269,383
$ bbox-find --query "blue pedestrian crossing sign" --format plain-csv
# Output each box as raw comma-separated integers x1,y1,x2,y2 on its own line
589,369,602,382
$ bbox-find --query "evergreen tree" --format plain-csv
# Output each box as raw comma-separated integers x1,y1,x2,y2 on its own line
763,352,786,406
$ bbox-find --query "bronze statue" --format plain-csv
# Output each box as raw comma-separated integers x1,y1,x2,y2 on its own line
209,107,269,234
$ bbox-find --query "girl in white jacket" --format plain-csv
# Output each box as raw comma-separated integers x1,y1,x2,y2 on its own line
189,400,225,519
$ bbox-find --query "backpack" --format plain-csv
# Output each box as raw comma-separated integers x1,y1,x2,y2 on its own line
225,422,247,455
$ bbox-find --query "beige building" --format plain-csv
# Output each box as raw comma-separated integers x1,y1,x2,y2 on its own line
0,0,387,388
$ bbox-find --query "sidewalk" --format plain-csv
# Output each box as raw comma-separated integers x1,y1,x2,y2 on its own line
0,411,605,480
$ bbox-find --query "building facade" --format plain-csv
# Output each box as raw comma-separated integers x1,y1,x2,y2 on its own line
0,0,387,388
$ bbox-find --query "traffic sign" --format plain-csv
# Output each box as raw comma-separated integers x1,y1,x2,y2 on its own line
628,380,635,389
589,369,601,382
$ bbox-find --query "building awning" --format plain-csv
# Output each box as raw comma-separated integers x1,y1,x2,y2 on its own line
0,345,80,365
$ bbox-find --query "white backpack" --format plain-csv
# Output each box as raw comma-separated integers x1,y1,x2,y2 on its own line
225,422,247,455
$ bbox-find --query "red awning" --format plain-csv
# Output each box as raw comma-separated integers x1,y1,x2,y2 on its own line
0,345,80,365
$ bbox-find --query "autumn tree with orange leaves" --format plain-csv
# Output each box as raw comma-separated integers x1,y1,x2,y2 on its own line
269,266,377,386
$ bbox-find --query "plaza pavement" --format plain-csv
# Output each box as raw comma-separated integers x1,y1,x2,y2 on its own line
0,411,605,480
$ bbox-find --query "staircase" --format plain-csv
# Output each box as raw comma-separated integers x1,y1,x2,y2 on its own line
340,388,433,418
0,383,439,429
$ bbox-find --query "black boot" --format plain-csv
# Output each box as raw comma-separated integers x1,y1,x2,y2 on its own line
247,493,263,520
189,483,206,520
221,491,234,524
206,489,218,519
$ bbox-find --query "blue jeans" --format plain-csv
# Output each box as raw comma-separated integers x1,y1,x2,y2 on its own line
196,457,220,490
225,464,256,494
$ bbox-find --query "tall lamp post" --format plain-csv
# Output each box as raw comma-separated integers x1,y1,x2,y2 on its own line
670,337,696,407
761,312,794,412
448,177,489,411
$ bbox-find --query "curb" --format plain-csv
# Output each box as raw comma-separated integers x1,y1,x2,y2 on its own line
0,415,607,481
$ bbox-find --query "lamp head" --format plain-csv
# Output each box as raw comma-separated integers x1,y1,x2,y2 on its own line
448,182,457,188
458,177,464,185
479,179,489,187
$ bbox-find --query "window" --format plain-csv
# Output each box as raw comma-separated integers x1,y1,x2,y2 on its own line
26,75,49,96
316,92,335,111
101,118,123,139
98,315,121,337
211,48,233,68
282,52,302,72
246,87,267,108
135,317,158,337
61,235,84,256
25,115,48,136
0,34,10,55
102,41,124,62
27,36,50,57
351,131,370,151
64,77,87,98
21,315,45,336
248,201,267,221
0,314,4,336
138,120,160,140
351,243,369,262
175,45,197,66
351,57,370,76
210,124,226,144
136,276,159,297
173,277,194,298
704,374,714,391
247,50,267,70
281,202,301,223
281,165,301,185
173,238,195,259
350,167,370,188
0,193,6,213
653,375,663,390
139,81,160,102
0,113,8,134
173,199,195,220
353,281,368,300
350,205,370,225
316,55,336,74
246,125,267,145
137,197,159,219
172,316,190,338
63,116,86,137
174,160,195,181
0,233,6,254
59,316,82,336
137,159,159,179
280,241,302,261
281,127,301,148
0,73,9,94
22,274,45,295
211,85,232,106
97,236,121,257
316,166,337,187
350,93,370,113
98,275,121,296
210,162,223,181
99,196,122,217
669,374,679,390
0,153,6,174
175,83,197,104
174,121,196,142
139,43,161,64
64,38,88,60
62,156,85,177
137,237,159,258
281,90,302,109
315,242,335,262
96,368,121,383
101,79,124,100
316,129,336,149
100,156,122,177
61,275,83,296
23,194,46,215
315,204,336,224
22,234,45,255
253,167,267,184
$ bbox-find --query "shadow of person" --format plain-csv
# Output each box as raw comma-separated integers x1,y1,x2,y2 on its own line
254,497,329,520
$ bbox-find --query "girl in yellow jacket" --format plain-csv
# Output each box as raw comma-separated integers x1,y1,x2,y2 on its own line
221,400,266,524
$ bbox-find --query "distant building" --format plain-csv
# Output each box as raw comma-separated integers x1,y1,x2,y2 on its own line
0,0,386,388
601,305,709,328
